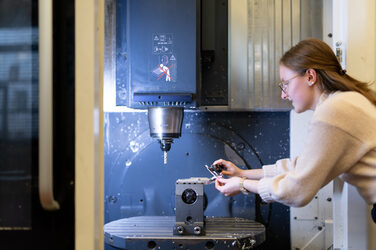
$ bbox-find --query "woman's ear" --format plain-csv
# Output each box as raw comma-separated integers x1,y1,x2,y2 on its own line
306,68,317,83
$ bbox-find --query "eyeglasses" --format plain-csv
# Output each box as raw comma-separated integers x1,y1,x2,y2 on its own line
278,74,300,94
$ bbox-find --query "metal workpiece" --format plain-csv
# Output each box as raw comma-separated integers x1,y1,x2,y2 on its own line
174,178,206,236
176,177,210,185
104,216,265,250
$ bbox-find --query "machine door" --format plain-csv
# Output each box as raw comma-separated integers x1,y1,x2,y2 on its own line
0,1,74,249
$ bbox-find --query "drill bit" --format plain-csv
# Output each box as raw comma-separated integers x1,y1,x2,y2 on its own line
164,151,167,165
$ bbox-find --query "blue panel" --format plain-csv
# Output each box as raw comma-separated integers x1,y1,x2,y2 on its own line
116,0,199,108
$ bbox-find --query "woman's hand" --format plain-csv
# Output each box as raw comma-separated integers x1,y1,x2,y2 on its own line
215,177,242,197
212,159,243,177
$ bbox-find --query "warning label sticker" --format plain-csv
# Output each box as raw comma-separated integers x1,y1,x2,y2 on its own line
151,33,177,82
152,33,173,55
151,54,177,82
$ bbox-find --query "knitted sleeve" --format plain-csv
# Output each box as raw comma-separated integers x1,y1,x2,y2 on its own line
257,121,370,207
263,157,299,177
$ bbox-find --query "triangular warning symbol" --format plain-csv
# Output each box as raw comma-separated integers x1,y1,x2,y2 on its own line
154,35,159,41
170,55,176,60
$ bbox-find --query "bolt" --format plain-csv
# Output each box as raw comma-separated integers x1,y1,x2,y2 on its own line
318,226,323,231
177,226,184,234
327,197,332,202
193,226,201,235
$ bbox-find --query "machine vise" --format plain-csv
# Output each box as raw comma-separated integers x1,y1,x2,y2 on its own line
174,178,206,235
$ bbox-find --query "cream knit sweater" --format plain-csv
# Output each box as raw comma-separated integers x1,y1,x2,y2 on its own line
258,91,376,207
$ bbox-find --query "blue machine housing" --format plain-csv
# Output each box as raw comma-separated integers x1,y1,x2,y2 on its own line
116,0,200,108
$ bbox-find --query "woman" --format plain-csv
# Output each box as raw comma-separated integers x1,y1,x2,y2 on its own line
214,38,376,223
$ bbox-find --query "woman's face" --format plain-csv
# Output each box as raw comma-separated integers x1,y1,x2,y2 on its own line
279,64,316,113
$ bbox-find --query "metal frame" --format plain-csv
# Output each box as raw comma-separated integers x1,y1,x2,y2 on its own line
38,0,60,211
